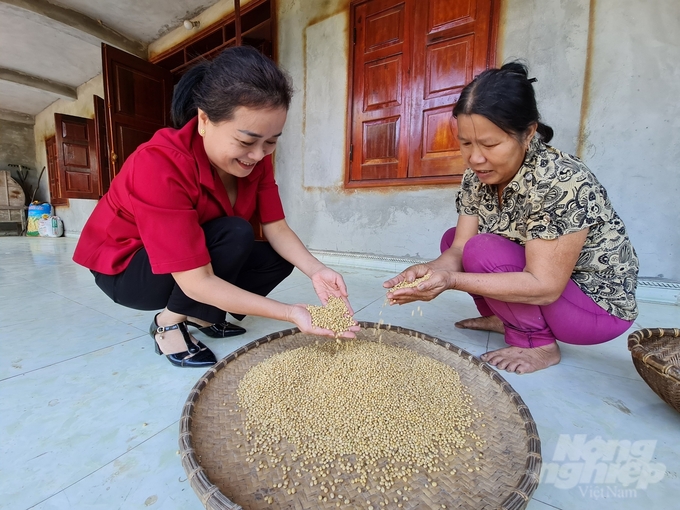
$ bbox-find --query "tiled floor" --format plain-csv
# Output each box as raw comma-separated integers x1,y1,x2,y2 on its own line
1,237,678,510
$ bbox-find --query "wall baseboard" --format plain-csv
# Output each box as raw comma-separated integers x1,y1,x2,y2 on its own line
310,249,680,307
635,279,680,306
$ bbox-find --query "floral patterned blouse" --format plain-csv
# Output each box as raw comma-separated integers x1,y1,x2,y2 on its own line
456,137,639,320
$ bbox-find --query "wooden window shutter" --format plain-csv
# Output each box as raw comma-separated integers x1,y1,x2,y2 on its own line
347,0,499,187
54,113,100,200
45,135,68,205
349,0,412,183
93,95,111,196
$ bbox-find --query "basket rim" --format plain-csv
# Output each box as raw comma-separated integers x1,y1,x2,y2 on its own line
178,321,542,510
627,328,680,380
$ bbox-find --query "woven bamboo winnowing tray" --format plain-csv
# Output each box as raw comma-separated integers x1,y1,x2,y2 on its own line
628,328,680,413
179,323,541,510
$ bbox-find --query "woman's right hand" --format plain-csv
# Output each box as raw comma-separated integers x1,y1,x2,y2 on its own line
288,304,359,339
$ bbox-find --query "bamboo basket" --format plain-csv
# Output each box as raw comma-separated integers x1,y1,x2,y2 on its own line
179,322,542,510
628,328,680,413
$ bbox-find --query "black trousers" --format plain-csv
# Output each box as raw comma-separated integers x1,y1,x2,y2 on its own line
92,216,294,324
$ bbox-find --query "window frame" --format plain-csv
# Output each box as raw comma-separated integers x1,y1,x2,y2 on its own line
345,0,500,189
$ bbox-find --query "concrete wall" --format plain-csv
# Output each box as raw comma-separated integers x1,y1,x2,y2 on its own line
33,74,104,237
583,0,680,280
274,0,680,281
0,118,36,201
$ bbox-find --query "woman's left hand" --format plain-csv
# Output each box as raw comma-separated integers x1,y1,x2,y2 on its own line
310,266,354,314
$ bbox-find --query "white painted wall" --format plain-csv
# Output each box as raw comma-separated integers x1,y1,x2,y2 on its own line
275,0,680,281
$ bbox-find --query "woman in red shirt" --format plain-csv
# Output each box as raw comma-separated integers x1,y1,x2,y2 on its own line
74,46,357,368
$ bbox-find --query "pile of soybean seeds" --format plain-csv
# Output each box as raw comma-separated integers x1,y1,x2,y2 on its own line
388,273,432,292
306,295,356,335
236,337,485,507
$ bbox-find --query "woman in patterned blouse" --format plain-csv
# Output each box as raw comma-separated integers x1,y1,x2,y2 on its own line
384,62,639,374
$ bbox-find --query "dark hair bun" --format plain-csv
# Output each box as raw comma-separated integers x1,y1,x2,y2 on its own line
500,61,529,78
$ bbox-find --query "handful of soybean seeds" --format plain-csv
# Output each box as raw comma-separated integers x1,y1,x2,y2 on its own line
388,273,431,292
306,295,356,335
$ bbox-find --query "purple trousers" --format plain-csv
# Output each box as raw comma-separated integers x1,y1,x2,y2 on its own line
440,228,633,348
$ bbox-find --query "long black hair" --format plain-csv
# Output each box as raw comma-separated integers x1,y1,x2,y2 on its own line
171,45,294,128
453,61,553,143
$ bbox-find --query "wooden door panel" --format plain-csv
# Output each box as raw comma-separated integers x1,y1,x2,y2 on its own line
422,107,458,154
419,106,461,176
360,116,400,180
428,0,476,31
363,56,403,110
363,118,400,160
115,125,159,167
54,113,100,199
114,66,169,121
65,170,92,191
103,43,172,177
364,4,405,51
424,36,474,99
62,122,88,139
62,143,90,166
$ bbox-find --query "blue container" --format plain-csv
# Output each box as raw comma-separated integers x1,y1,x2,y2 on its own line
27,202,52,237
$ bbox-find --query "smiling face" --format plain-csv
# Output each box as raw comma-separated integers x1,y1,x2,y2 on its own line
455,114,536,193
197,106,287,178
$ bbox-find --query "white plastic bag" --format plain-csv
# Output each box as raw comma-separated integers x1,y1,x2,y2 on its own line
38,216,64,237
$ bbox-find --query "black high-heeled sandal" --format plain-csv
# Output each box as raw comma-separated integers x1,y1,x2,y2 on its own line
150,314,217,368
186,319,246,338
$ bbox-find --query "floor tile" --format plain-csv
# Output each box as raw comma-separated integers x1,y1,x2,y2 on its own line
0,309,146,378
30,425,202,510
0,339,199,509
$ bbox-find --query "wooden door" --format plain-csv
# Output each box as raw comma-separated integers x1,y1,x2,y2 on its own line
54,113,100,200
102,44,173,177
349,0,413,182
409,0,496,178
93,95,111,195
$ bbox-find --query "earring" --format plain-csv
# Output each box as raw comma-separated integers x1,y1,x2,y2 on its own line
199,128,206,137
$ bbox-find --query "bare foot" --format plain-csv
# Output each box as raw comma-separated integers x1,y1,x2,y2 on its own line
480,342,561,374
455,315,505,334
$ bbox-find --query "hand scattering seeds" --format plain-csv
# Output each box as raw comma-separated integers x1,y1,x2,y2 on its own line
306,295,356,335
388,273,431,292
236,339,485,505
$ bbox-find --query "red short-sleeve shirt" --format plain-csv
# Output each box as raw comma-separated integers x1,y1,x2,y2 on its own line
73,117,285,275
